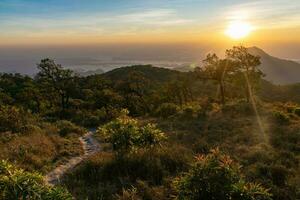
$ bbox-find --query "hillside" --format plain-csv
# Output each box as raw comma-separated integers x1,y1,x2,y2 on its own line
248,47,300,84
1,53,299,199
76,68,104,77
104,64,183,83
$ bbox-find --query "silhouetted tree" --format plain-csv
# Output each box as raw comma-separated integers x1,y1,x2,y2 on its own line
196,54,237,104
226,46,263,102
36,59,77,115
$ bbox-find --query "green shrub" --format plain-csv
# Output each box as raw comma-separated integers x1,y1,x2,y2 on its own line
115,180,168,200
192,139,211,154
155,103,179,118
222,101,253,115
272,111,289,125
174,149,271,200
248,163,289,187
294,107,300,116
0,160,72,200
56,120,85,136
180,104,202,119
115,187,141,200
70,110,99,127
97,116,139,153
64,145,191,199
97,115,166,154
0,105,29,133
138,124,166,148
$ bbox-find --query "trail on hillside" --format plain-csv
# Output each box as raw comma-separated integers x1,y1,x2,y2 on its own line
45,131,100,185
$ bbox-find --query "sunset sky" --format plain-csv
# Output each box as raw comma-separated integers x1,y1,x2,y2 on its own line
1,0,300,58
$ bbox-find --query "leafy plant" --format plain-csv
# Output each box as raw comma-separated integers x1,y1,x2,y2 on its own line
56,120,85,136
155,103,179,118
272,111,289,125
294,107,300,116
0,105,28,133
97,114,166,154
174,149,271,200
138,124,166,148
0,160,72,200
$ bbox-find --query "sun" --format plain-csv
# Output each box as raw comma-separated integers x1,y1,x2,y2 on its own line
225,21,253,40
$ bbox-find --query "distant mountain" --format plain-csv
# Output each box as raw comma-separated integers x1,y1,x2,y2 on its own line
75,68,104,77
173,65,196,72
248,47,300,84
104,65,182,83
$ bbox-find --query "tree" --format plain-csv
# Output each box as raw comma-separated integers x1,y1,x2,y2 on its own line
164,75,194,107
0,105,28,133
226,46,263,102
196,54,237,104
16,82,43,113
94,88,123,119
36,59,77,114
116,71,150,115
175,149,272,200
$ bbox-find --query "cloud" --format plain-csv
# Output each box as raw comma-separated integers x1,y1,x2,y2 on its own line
0,8,193,37
224,0,300,29
118,9,193,26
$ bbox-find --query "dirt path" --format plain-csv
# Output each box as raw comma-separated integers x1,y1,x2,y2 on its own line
45,131,100,185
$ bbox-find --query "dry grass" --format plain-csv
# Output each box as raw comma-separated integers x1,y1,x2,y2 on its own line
0,124,84,174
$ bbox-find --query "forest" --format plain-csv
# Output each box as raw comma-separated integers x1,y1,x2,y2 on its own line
0,46,299,200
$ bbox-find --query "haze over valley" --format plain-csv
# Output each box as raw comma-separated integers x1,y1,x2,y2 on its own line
1,44,299,85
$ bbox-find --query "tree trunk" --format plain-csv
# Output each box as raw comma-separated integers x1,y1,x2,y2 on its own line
244,71,250,103
219,81,225,105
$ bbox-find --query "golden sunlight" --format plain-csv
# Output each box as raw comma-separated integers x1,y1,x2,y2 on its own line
225,21,253,40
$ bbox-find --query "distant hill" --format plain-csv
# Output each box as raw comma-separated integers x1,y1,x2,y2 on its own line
173,65,196,72
75,68,104,77
248,47,300,84
259,79,300,103
104,65,182,83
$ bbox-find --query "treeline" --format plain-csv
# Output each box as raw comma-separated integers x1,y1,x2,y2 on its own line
0,46,266,127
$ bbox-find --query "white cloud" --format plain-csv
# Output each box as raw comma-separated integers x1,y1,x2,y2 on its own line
224,0,300,29
0,8,193,36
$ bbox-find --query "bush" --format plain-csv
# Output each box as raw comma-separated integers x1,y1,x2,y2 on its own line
272,111,289,125
155,103,179,118
294,107,300,116
0,160,72,200
0,105,29,133
138,124,166,148
180,104,202,119
56,120,85,136
248,163,289,187
70,110,100,127
174,149,271,200
64,145,191,199
115,187,141,200
97,116,139,153
192,139,211,154
97,115,166,154
115,181,168,200
222,101,254,116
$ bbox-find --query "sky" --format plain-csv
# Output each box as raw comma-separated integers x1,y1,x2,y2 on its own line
1,0,300,59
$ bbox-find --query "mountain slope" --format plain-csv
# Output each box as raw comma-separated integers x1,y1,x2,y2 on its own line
248,47,300,84
104,65,182,83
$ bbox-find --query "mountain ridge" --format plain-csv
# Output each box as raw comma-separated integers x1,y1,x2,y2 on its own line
248,46,300,84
